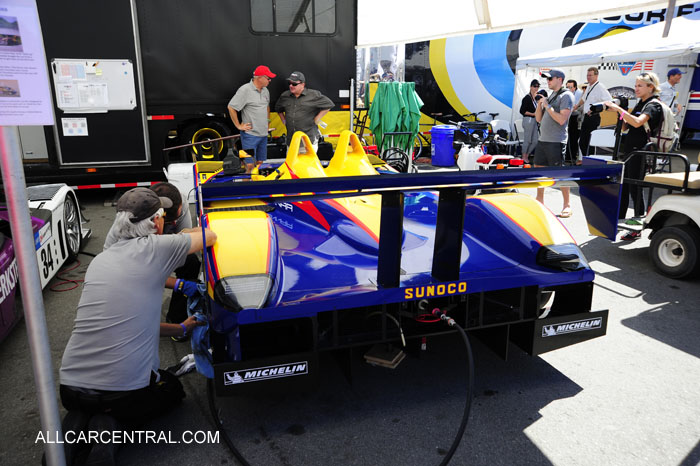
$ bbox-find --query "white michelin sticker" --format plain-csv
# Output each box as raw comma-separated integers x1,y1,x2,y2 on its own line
224,361,308,385
542,317,603,337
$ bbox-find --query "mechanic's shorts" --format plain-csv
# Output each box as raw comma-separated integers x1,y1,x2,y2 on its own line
533,141,565,167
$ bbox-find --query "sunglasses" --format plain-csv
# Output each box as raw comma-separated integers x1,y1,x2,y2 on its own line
289,81,302,87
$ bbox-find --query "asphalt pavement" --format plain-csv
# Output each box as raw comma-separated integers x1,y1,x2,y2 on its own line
0,182,699,466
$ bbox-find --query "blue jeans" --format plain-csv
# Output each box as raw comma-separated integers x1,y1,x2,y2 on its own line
239,132,268,164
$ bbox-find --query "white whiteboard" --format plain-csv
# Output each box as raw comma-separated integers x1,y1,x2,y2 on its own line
51,59,137,113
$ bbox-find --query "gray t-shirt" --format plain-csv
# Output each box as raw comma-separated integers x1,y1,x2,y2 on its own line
228,80,270,137
540,89,574,143
60,234,191,391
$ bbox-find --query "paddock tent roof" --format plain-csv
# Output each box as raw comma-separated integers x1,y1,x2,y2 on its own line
516,10,700,68
357,0,671,48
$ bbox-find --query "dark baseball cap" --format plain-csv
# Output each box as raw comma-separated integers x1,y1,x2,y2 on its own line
287,71,306,83
667,68,685,77
117,187,173,223
541,69,565,80
530,79,540,87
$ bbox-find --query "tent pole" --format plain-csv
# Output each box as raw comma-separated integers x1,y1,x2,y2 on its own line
0,126,66,466
662,0,677,38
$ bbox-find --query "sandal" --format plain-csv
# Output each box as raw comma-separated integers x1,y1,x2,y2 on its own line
559,207,572,218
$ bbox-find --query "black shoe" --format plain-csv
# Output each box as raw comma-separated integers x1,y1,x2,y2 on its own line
42,410,92,466
620,231,642,241
85,414,119,466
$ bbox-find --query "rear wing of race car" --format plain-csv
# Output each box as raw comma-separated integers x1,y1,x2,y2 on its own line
197,162,624,287
195,149,624,385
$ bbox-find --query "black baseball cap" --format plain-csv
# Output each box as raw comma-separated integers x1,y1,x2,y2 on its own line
117,187,172,223
541,69,565,80
287,71,306,83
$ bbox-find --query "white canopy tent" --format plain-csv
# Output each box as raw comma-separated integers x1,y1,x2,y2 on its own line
511,10,700,123
357,0,672,48
516,10,700,67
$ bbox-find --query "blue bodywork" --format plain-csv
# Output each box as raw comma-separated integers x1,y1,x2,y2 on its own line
197,164,622,362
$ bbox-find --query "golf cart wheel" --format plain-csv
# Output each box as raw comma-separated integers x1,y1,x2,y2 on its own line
649,225,700,279
64,194,81,263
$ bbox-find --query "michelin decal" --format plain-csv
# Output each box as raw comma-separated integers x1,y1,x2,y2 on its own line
542,317,603,337
224,361,308,385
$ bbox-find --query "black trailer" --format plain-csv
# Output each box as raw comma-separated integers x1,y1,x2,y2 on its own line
24,0,356,185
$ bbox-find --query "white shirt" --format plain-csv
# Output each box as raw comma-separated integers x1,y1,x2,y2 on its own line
581,80,612,114
659,81,677,107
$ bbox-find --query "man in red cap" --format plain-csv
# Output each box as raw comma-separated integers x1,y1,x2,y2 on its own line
228,65,276,168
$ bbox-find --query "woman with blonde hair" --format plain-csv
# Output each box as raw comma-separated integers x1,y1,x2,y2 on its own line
605,72,663,239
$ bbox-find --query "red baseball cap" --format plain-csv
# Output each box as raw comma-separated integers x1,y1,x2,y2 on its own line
253,65,276,78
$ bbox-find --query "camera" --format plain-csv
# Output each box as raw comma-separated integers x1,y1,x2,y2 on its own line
590,98,620,114
534,94,544,101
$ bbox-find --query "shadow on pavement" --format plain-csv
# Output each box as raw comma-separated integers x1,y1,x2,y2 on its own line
135,334,582,466
580,235,700,359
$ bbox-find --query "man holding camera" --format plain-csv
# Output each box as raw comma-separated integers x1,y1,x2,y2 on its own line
534,69,575,218
573,67,612,157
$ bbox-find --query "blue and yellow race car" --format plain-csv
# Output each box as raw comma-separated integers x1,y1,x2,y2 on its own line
194,131,622,393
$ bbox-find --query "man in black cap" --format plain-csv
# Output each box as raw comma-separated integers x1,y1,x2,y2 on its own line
274,71,334,151
104,183,202,337
56,187,216,465
534,68,575,218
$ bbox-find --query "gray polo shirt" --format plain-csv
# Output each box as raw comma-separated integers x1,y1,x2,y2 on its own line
274,88,334,144
60,234,191,391
228,80,270,137
540,89,574,143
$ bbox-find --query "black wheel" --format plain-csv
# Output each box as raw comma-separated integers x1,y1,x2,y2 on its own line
63,194,81,263
181,120,231,161
649,225,700,279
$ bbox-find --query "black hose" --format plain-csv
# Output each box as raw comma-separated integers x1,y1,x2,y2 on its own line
437,319,474,466
206,378,251,466
207,322,474,466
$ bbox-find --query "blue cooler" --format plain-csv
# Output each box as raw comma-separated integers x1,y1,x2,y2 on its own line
431,125,458,167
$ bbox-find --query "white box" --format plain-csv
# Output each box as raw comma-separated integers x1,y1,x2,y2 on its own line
166,163,196,204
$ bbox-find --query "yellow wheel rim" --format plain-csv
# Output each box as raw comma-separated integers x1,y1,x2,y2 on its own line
191,127,224,159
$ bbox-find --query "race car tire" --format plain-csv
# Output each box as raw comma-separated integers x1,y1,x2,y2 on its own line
649,225,700,279
181,120,231,161
63,193,81,263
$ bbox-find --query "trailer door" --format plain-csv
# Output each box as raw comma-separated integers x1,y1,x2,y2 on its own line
37,0,148,166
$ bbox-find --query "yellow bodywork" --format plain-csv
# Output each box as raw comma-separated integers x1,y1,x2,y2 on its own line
473,193,573,246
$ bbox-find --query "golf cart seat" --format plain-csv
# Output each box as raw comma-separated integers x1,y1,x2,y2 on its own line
643,171,700,190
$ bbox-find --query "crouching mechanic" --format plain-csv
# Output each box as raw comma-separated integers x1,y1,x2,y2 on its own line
104,182,202,338
57,188,216,465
